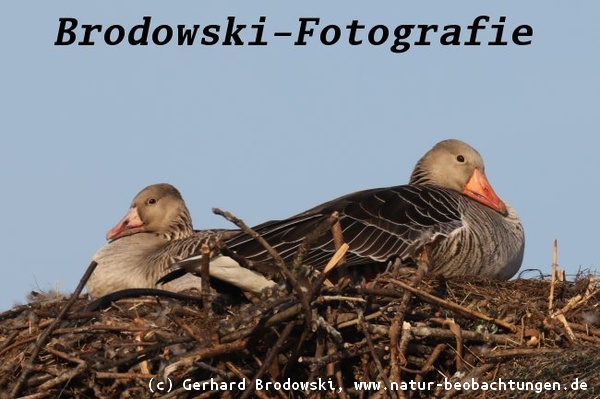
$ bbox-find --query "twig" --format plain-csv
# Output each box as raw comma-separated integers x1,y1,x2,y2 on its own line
299,343,370,369
132,318,151,375
397,321,413,368
319,295,365,303
442,319,463,371
336,310,382,329
415,343,446,384
358,308,398,399
366,325,518,346
573,332,600,344
162,339,247,380
569,322,600,338
226,362,274,399
10,260,97,399
0,304,36,323
549,239,558,312
326,307,348,399
331,220,346,266
556,313,577,343
286,244,353,379
388,319,401,394
287,213,345,369
549,274,599,343
380,278,520,334
552,275,598,317
329,220,348,284
200,243,212,317
213,208,312,329
0,331,19,352
283,324,312,379
388,247,430,397
309,334,326,386
291,212,340,275
95,372,155,379
220,302,301,343
315,316,344,346
45,346,86,365
36,362,87,391
483,347,564,359
322,244,350,276
12,392,55,399
170,315,207,344
212,208,287,274
240,321,297,399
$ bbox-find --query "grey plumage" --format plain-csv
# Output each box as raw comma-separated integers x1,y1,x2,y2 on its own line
166,139,525,282
222,185,523,279
86,184,276,298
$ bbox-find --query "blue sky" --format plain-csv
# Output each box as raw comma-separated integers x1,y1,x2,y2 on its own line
1,1,598,310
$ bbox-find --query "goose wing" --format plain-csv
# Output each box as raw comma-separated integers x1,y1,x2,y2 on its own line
226,185,465,268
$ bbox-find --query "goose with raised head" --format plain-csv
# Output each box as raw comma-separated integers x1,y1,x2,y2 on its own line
86,184,277,298
164,139,524,282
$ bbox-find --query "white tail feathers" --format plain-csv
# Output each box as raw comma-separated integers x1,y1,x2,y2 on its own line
172,254,277,294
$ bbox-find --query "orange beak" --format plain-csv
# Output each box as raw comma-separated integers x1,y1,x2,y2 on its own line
463,169,507,215
106,207,145,241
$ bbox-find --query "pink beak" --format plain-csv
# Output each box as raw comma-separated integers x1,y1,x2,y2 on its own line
106,207,145,241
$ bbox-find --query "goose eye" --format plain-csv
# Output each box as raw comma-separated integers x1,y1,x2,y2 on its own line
147,198,157,205
456,155,465,163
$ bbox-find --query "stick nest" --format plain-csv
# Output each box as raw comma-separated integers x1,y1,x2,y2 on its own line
1,212,599,398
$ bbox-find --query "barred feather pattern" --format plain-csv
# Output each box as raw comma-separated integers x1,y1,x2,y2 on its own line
223,185,524,280
165,139,525,282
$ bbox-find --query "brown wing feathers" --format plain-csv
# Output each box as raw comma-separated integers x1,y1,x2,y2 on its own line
225,185,465,268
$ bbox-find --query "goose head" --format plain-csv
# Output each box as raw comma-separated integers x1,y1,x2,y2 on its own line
409,139,507,214
106,183,193,241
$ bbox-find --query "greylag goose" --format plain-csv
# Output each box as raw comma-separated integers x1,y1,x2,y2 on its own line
86,184,277,298
164,139,524,281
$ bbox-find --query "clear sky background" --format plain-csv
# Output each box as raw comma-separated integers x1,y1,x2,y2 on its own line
1,2,598,310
